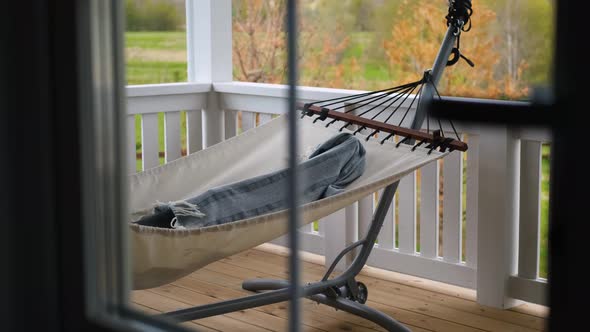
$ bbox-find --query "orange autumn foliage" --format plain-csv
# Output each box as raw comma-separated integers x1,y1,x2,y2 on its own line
233,0,530,100
301,26,359,88
383,0,528,99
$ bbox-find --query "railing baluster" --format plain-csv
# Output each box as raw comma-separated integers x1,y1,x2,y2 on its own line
518,140,542,279
377,189,395,250
259,113,272,125
127,115,136,174
302,222,313,234
358,196,373,239
398,172,416,254
420,161,439,258
141,113,160,170
466,135,480,268
225,110,237,139
187,110,203,154
164,111,181,163
241,111,255,132
443,149,463,263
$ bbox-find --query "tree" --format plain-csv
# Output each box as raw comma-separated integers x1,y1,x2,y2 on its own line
232,0,551,99
382,0,529,99
232,0,286,83
232,0,359,88
491,0,554,86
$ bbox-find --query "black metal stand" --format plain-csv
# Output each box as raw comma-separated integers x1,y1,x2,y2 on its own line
242,184,409,332
163,186,409,331
161,2,470,329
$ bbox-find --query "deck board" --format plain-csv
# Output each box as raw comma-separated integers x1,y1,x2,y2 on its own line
132,244,547,331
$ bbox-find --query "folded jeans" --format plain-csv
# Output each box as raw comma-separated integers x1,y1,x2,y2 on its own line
136,132,366,229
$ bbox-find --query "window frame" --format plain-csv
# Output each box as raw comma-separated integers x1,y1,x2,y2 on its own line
76,0,193,330
0,0,192,331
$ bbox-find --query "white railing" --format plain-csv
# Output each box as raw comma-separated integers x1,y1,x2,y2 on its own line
126,81,550,308
126,82,210,174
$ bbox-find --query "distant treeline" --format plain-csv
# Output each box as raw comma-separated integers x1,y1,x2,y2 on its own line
126,0,184,31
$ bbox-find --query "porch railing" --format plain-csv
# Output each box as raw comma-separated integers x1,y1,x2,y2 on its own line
126,81,549,308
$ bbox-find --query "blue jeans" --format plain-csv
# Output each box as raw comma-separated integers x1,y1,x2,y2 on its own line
136,133,366,229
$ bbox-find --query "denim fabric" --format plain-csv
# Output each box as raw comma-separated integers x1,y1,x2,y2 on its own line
136,133,366,229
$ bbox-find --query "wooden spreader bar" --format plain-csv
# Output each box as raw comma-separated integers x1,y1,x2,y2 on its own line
299,103,468,152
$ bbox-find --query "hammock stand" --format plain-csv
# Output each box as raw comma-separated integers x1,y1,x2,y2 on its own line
160,1,473,331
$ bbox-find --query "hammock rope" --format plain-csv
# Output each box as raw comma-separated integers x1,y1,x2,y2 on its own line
299,71,466,153
299,0,475,153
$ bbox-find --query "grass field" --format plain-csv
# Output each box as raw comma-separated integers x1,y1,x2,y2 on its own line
126,31,551,278
126,31,187,85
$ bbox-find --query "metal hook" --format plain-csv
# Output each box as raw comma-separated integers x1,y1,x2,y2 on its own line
367,129,379,138
411,140,425,151
339,122,352,132
352,126,366,136
380,133,394,145
396,136,409,148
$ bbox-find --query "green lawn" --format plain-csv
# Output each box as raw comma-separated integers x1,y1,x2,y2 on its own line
127,60,187,85
126,31,186,51
126,31,551,278
126,31,189,169
126,31,187,85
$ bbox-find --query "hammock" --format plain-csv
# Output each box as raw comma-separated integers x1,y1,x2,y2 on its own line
129,115,447,290
128,2,474,331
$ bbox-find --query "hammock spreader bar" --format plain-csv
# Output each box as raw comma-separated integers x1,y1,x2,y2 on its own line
299,102,468,152
298,67,467,153
298,76,466,153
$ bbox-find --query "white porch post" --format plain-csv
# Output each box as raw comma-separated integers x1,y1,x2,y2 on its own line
186,0,232,147
476,126,521,308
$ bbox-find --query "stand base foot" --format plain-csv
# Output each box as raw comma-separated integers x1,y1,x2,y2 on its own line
242,278,410,332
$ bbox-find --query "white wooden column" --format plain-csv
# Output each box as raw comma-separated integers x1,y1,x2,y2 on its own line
476,127,521,308
186,0,232,147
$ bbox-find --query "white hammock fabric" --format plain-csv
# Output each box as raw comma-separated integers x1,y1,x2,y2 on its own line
129,116,446,290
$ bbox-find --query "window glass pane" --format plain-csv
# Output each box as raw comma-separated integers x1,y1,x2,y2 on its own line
125,0,187,84
232,0,554,100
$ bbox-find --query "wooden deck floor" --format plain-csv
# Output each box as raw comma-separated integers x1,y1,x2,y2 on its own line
132,244,548,332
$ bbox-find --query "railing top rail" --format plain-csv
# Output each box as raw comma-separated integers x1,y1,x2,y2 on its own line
125,81,551,142
127,82,211,97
